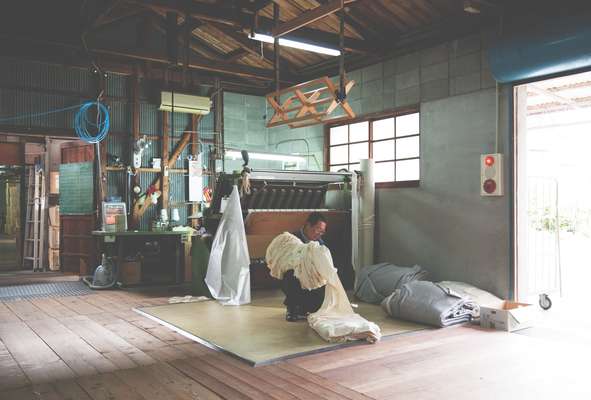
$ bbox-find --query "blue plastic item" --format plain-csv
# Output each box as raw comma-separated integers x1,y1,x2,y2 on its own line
488,15,591,83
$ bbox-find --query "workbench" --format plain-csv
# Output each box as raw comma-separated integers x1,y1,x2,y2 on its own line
92,230,188,286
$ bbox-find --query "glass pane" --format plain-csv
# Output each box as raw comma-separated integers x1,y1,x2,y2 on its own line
330,125,348,145
396,112,419,137
396,159,420,181
373,118,394,140
350,121,369,142
372,139,395,161
348,163,360,171
330,164,346,172
349,142,369,163
396,136,420,159
330,144,348,165
374,161,395,183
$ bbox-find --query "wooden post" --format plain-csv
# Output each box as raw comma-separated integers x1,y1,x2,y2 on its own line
133,131,191,218
273,3,280,101
130,65,141,229
190,114,199,228
161,111,170,211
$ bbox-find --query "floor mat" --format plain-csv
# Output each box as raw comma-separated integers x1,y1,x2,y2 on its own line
0,281,92,301
135,290,428,365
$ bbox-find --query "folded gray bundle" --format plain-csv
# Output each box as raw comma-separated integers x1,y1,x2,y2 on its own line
381,281,479,327
354,263,428,304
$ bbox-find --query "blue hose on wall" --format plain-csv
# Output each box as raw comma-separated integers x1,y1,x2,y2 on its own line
74,101,110,143
488,15,591,83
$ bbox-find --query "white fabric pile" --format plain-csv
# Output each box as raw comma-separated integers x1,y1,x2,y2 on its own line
205,185,251,305
266,232,381,343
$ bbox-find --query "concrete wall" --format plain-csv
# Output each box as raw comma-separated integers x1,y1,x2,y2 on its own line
352,31,512,298
223,32,512,297
223,93,325,171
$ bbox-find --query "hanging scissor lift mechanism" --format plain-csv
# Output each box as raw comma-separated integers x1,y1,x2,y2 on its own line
264,1,356,129
266,76,356,129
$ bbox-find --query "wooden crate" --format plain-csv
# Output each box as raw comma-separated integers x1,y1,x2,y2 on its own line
48,226,60,248
120,260,142,285
48,248,60,271
48,206,60,226
60,215,97,275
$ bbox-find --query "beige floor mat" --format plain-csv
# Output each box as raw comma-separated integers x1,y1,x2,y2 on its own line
135,290,427,365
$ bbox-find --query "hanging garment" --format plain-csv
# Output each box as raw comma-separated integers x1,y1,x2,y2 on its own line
381,281,479,327
205,185,251,305
354,262,428,304
266,232,381,343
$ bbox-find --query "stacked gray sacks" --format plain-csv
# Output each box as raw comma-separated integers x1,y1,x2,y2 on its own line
354,263,428,304
381,281,479,327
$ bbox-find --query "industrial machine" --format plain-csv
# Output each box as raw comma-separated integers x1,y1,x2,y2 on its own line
206,168,359,289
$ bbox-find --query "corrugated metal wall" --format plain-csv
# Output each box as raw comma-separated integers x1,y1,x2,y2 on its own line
0,56,213,229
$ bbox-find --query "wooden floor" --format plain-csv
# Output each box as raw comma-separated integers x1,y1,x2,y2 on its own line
0,288,589,400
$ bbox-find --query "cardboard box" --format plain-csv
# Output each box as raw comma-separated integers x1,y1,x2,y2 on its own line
49,171,59,194
48,206,60,226
120,261,142,285
480,301,536,332
48,249,60,271
48,226,60,248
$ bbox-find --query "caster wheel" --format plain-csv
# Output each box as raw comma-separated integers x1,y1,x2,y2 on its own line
539,294,552,310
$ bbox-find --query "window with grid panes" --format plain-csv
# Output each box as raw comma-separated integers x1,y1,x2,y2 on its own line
327,111,420,186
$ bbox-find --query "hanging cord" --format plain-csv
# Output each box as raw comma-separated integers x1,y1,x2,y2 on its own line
74,101,110,143
0,104,83,123
0,100,109,143
336,2,346,103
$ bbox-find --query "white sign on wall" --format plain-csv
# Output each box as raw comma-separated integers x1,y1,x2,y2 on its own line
188,155,203,202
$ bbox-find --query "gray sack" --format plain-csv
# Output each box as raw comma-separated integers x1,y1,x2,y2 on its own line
354,263,428,304
381,281,479,327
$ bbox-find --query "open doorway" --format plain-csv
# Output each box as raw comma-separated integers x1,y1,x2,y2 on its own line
515,71,591,310
0,165,22,271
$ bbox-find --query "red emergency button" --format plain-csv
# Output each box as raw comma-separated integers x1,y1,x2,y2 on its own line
483,179,497,194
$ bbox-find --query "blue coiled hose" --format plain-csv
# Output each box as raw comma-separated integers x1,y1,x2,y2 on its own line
74,101,110,143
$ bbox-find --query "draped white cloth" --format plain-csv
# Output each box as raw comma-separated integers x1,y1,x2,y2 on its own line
266,232,381,343
205,185,251,305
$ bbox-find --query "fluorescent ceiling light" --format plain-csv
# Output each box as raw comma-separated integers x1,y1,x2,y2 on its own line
226,150,306,163
249,32,341,57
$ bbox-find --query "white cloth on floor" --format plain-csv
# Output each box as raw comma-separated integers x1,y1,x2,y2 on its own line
266,232,381,343
205,185,251,305
168,295,210,304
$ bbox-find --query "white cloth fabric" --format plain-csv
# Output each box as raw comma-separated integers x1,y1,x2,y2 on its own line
205,185,251,305
266,232,381,343
168,295,210,304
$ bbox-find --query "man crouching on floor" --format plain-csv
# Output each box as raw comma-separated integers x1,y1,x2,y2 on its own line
281,212,328,322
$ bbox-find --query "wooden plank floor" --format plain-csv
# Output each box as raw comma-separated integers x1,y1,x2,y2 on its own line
0,288,589,399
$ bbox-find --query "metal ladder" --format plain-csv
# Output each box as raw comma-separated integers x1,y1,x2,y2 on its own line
22,165,46,271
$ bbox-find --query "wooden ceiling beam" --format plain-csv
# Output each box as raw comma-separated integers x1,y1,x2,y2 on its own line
124,0,373,54
271,0,348,38
90,0,126,29
0,38,269,94
148,14,227,62
1,34,285,83
224,49,249,63
131,0,245,27
207,22,300,78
